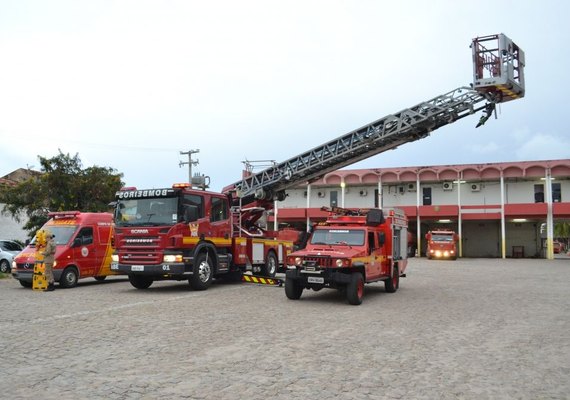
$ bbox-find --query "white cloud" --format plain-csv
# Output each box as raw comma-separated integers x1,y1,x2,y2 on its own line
1,1,569,190
515,133,570,161
470,141,501,155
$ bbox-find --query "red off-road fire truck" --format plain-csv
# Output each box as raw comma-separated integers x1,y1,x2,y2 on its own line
284,207,408,305
111,184,294,290
426,230,459,260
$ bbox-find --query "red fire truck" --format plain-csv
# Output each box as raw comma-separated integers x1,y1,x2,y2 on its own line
111,185,294,289
284,207,408,305
111,33,523,291
426,230,459,260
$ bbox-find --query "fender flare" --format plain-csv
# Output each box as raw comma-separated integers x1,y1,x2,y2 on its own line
193,241,219,272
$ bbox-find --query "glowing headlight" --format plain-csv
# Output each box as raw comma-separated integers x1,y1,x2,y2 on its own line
111,254,119,262
163,255,183,263
435,250,442,257
12,260,17,269
336,259,344,267
53,261,58,267
295,257,302,266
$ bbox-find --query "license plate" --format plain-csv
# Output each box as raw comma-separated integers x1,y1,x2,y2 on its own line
308,276,324,284
131,265,144,271
110,263,119,270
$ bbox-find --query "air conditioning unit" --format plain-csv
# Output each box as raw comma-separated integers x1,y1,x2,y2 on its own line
407,182,416,192
359,189,368,197
470,183,481,192
317,191,326,198
442,181,453,191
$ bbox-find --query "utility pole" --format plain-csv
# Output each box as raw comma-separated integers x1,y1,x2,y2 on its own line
179,149,199,184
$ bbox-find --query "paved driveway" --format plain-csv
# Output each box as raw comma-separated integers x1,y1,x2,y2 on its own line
1,258,569,399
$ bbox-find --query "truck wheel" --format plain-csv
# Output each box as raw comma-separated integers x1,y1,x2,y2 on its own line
385,266,399,293
0,259,10,273
128,274,153,289
19,280,32,288
285,277,303,300
260,252,278,277
59,267,79,288
190,253,213,290
347,272,364,305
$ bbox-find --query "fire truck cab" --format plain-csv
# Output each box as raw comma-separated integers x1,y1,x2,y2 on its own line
12,212,116,288
284,207,408,305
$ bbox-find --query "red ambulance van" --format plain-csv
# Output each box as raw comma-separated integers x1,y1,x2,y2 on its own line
12,211,117,288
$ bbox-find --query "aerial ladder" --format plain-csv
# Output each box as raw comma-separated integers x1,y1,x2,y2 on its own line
224,34,525,209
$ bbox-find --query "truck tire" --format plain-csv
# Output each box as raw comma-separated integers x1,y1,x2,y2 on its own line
346,272,364,305
285,276,303,300
385,266,399,293
128,274,153,289
260,252,278,277
59,267,79,288
190,252,213,290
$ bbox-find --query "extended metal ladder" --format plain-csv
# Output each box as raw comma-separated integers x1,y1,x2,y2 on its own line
228,34,525,206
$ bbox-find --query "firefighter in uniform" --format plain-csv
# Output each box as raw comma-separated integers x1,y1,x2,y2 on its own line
42,233,56,291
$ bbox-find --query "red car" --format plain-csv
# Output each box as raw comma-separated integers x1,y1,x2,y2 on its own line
553,241,564,254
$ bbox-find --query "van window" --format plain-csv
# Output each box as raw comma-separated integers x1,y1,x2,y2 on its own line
76,227,94,246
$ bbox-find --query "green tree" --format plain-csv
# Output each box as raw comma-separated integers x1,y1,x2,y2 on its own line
0,150,123,237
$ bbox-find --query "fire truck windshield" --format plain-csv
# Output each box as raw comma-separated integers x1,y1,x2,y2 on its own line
310,229,365,246
432,234,453,242
115,198,179,227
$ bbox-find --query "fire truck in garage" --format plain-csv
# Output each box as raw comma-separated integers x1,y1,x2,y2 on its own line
111,33,525,290
426,230,459,260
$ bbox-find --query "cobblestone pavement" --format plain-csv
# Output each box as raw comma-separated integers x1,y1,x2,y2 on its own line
1,258,569,399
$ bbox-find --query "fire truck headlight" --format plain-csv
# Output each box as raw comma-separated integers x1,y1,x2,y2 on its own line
53,261,57,267
12,260,17,270
295,257,302,266
163,255,183,263
435,250,442,257
443,251,449,257
336,259,344,267
111,254,119,263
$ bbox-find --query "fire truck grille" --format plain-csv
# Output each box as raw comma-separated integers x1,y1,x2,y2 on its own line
303,256,333,268
123,236,160,247
120,252,162,264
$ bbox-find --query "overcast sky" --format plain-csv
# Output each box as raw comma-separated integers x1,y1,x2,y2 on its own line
1,0,569,192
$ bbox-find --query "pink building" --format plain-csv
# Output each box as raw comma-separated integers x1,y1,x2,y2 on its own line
275,159,570,258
